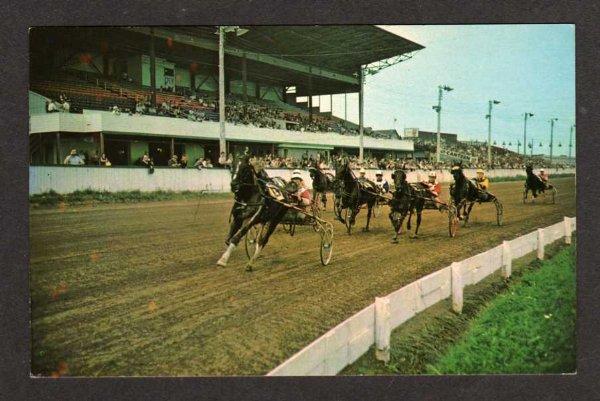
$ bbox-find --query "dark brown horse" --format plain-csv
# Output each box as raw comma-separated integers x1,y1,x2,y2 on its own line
388,169,426,242
333,157,379,234
217,155,290,271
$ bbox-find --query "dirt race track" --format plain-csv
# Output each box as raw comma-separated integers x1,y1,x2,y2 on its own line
30,177,575,376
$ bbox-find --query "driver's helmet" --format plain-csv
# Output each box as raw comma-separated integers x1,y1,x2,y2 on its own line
291,169,303,180
540,168,545,172
375,170,383,177
359,167,366,176
476,168,485,177
428,172,437,181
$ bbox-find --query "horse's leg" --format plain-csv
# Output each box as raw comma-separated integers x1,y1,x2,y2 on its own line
246,207,286,272
217,206,263,267
321,193,327,209
363,200,373,232
225,212,243,245
464,202,475,226
390,211,406,243
413,204,424,238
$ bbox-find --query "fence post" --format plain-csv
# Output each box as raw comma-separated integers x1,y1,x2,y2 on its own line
564,216,572,244
451,262,463,313
502,241,512,279
374,297,391,363
537,228,545,260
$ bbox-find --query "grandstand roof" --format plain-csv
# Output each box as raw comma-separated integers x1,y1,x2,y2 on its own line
31,26,423,96
129,26,423,95
174,26,423,75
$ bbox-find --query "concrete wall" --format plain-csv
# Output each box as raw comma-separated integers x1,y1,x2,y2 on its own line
29,165,575,195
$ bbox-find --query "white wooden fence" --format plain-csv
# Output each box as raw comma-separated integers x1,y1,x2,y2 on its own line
29,165,575,195
267,216,576,376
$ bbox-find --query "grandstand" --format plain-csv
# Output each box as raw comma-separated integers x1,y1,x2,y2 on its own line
29,26,423,167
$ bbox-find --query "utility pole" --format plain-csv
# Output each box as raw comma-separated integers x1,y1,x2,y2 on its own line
433,85,453,163
486,100,501,165
549,118,558,165
523,112,534,158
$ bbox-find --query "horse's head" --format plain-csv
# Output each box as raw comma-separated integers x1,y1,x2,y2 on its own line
450,162,464,182
308,166,318,180
525,164,533,174
391,169,407,189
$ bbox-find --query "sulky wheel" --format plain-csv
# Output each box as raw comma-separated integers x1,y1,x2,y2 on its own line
319,224,334,266
244,224,263,259
523,186,528,204
448,204,459,238
494,199,504,226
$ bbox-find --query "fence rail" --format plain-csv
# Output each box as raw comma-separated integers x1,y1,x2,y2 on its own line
267,216,576,376
29,165,575,195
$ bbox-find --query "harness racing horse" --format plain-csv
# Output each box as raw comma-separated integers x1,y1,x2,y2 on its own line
333,157,379,234
388,169,427,243
524,164,556,203
217,155,290,271
308,166,335,210
450,163,503,227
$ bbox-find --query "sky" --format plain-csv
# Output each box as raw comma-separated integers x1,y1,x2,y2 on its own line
322,25,575,157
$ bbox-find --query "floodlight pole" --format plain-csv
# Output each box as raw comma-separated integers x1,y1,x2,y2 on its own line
435,88,442,163
549,118,558,165
523,112,533,158
568,124,575,159
358,67,364,163
218,26,226,156
486,100,500,166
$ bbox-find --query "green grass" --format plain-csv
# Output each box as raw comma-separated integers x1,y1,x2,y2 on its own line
428,244,576,374
29,189,231,207
488,172,574,183
341,240,576,375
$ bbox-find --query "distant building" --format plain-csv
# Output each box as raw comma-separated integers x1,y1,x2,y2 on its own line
404,128,458,143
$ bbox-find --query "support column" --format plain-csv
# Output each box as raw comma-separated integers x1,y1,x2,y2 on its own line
242,55,248,102
99,132,105,156
218,26,226,156
344,92,348,127
308,76,313,122
358,68,364,163
149,28,157,108
170,137,175,157
56,132,62,164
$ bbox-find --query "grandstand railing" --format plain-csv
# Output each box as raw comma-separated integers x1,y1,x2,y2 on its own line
266,217,576,375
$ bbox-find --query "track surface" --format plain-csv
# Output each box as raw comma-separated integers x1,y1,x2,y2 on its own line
30,178,575,376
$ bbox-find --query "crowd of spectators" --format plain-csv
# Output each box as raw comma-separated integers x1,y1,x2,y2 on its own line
46,94,71,113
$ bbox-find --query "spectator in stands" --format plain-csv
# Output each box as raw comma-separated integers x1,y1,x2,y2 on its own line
88,151,99,165
180,153,188,169
46,99,59,113
63,149,85,165
168,154,180,167
193,157,203,170
226,153,234,170
218,152,227,167
99,153,111,167
111,105,121,115
202,158,213,168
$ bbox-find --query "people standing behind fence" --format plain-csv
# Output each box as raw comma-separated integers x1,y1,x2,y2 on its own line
99,153,111,167
63,149,85,165
180,153,188,169
168,154,180,168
